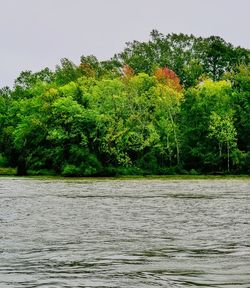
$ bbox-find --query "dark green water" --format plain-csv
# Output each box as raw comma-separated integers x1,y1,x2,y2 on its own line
0,178,250,287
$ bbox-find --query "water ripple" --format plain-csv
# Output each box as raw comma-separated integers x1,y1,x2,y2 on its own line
0,178,250,287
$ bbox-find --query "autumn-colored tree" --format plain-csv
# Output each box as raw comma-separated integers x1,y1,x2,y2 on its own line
79,55,100,78
122,65,134,78
79,63,96,77
154,67,182,91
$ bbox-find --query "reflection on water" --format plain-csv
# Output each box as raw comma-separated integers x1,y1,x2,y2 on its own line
0,178,250,287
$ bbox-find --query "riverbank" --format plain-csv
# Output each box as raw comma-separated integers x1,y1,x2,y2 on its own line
1,173,250,181
1,165,249,180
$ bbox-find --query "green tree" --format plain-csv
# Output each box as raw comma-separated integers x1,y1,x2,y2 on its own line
208,111,237,172
116,31,249,87
229,65,250,151
181,80,235,172
55,58,81,85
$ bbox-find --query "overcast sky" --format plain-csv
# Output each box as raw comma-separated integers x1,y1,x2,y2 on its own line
0,0,249,87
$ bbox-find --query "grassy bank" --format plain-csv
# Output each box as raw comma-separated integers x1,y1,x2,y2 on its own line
1,173,249,181
0,165,249,180
0,167,17,176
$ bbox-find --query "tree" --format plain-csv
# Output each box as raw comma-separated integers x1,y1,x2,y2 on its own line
55,58,81,85
180,80,235,172
115,31,249,87
0,32,249,176
208,111,237,172
229,65,250,151
154,67,182,91
14,68,54,90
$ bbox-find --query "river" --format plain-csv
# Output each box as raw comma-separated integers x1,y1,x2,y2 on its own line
0,178,250,287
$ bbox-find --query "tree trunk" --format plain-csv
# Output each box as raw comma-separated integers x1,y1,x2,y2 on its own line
17,155,27,176
168,110,180,166
227,141,230,173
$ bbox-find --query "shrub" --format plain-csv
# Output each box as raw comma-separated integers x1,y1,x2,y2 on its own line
61,164,82,177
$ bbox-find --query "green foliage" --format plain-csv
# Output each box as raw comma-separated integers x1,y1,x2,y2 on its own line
0,167,16,175
61,164,82,177
228,65,250,152
27,169,56,176
180,80,236,172
208,111,237,172
0,31,249,175
55,58,81,85
116,31,249,87
0,154,7,166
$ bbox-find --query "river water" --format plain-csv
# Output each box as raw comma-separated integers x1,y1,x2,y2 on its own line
0,178,250,287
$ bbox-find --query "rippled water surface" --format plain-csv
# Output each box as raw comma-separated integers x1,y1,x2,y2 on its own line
0,178,250,287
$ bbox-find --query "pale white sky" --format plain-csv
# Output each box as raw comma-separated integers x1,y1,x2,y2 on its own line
0,0,249,87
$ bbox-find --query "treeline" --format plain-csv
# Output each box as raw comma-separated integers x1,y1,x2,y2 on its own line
0,31,249,176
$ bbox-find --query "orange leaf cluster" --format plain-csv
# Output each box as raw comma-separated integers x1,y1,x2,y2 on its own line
122,65,134,78
154,67,182,91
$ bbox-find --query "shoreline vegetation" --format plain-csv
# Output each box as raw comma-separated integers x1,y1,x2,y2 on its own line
0,31,249,177
0,171,250,181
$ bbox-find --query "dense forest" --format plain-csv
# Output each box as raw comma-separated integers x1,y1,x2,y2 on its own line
0,31,250,176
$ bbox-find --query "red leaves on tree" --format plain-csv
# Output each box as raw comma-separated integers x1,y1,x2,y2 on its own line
154,67,182,91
